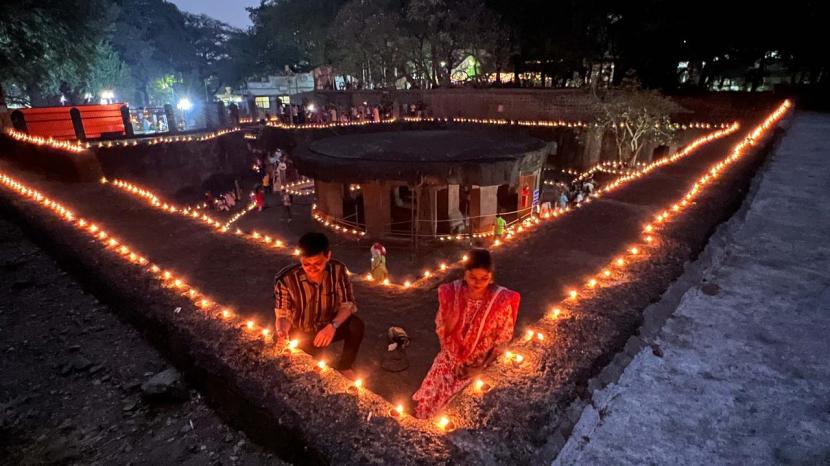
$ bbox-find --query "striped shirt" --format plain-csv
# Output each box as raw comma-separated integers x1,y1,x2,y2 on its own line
274,259,357,333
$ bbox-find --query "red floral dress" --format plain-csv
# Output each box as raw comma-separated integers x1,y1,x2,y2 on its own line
412,280,520,419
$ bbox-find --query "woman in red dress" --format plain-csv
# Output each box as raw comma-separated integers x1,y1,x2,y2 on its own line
412,249,520,419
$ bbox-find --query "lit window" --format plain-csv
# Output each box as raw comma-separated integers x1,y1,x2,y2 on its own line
255,96,270,109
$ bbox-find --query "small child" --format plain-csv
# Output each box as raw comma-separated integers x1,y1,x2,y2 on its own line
254,187,265,212
282,190,292,221
370,242,388,282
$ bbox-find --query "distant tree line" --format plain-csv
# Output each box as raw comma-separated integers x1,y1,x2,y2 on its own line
246,0,828,91
1,0,828,107
0,0,248,107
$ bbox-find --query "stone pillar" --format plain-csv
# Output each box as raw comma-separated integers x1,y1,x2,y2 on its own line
469,185,499,233
362,182,392,237
392,99,401,120
581,126,604,169
163,104,178,133
316,181,343,218
247,98,258,121
417,186,437,236
228,103,240,126
447,184,463,231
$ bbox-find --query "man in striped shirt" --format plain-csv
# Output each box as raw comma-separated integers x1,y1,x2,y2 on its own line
274,233,364,378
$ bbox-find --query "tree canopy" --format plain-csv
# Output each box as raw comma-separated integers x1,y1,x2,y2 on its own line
0,0,828,107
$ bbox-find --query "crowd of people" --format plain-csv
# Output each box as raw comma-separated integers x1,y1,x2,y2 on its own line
263,101,391,126
251,147,294,219
273,232,520,419
203,180,243,213
554,173,597,209
255,100,432,126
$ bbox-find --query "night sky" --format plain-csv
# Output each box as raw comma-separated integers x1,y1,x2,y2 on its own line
170,0,260,29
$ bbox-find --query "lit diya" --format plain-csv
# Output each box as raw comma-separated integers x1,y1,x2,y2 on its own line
437,416,456,432
346,379,362,395
389,404,405,418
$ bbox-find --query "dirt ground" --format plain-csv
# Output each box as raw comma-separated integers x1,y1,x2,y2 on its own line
0,216,284,466
0,127,745,406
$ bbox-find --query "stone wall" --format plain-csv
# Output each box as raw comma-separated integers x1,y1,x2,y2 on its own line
94,133,250,201
0,136,103,182
299,89,782,123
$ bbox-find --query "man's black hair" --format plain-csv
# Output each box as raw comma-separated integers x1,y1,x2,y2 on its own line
298,232,330,257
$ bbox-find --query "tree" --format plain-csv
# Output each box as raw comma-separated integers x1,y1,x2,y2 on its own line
405,0,473,87
593,88,680,164
328,0,405,88
85,41,134,103
184,13,242,98
0,0,108,105
248,0,348,73
458,4,515,85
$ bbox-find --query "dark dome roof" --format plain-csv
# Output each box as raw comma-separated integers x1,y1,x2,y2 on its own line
297,129,550,186
308,129,545,162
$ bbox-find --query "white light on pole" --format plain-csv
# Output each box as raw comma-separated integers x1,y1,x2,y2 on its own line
177,97,193,111
100,90,115,104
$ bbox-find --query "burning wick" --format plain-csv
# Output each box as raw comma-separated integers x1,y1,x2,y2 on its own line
475,379,492,393
504,351,525,365
283,339,299,353
551,307,562,319
390,404,405,418
438,416,455,432
568,289,578,300
347,379,363,395
316,360,328,372
246,320,255,330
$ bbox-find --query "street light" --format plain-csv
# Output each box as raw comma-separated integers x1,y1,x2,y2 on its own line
177,97,193,111
100,90,115,104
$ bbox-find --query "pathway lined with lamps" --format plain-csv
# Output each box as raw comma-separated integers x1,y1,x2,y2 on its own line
99,121,740,297
4,117,734,156
437,101,792,432
0,102,790,435
0,169,436,431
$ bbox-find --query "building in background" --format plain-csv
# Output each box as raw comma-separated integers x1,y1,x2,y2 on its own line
216,68,316,117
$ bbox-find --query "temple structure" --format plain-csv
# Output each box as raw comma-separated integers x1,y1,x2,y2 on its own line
295,129,552,238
